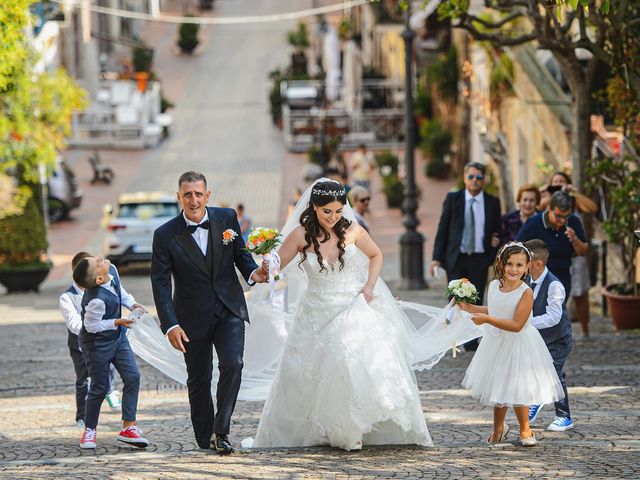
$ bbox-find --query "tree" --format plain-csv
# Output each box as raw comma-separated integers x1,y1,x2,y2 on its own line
0,1,86,266
437,0,638,191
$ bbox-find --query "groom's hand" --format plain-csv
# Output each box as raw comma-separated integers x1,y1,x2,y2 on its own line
168,327,190,353
251,269,268,284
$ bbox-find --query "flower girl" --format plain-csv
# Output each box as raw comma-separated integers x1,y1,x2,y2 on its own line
460,242,564,446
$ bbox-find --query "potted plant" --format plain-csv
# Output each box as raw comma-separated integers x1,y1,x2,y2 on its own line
419,119,452,179
178,15,200,54
131,44,153,92
587,153,640,329
0,193,51,292
586,72,640,329
287,22,309,76
375,151,400,176
382,174,405,209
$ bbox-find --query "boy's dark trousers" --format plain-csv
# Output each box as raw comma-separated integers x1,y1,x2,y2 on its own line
68,336,89,422
80,328,140,430
546,335,573,418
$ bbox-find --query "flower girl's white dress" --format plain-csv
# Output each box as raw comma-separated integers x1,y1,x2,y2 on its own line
462,280,564,406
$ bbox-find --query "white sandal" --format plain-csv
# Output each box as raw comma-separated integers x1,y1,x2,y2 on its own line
487,423,510,445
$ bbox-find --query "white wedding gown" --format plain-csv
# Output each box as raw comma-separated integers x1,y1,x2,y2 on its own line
253,244,432,449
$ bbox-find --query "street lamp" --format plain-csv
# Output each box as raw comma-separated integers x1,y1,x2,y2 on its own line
399,1,427,290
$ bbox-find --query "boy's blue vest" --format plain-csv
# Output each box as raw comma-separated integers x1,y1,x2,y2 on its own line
532,270,572,344
79,266,122,342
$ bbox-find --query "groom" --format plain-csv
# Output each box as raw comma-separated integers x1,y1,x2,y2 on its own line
150,171,266,454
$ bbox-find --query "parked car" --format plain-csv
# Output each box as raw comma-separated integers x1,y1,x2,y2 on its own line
103,192,179,266
48,157,82,222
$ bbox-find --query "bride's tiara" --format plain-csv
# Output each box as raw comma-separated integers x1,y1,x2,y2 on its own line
312,187,346,196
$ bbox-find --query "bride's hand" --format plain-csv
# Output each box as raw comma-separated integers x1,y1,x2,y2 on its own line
361,286,374,303
458,302,472,312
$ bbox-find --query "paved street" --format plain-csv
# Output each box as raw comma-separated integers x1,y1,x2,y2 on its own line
1,277,639,478
1,0,639,478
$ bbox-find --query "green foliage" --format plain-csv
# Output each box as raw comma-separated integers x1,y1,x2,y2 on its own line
426,159,449,178
131,45,153,73
427,47,459,103
338,17,352,41
178,17,200,53
0,193,48,267
0,0,86,265
382,174,405,208
287,22,310,51
489,52,514,100
372,0,405,23
419,119,453,161
375,151,400,176
586,154,640,292
414,82,433,120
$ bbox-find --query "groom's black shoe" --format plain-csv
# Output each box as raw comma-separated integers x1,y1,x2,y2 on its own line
211,434,234,455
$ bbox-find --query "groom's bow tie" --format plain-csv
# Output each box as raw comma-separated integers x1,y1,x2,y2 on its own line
187,220,210,234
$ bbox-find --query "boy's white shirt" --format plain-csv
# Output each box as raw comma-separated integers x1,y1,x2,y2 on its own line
531,267,566,330
58,282,84,335
83,274,136,333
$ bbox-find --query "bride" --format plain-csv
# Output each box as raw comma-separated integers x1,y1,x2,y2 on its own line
128,178,483,451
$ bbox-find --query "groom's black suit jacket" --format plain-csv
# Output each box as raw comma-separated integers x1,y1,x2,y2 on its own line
150,207,258,340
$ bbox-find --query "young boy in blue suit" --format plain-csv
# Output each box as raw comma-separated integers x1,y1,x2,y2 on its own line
73,256,150,449
524,240,574,431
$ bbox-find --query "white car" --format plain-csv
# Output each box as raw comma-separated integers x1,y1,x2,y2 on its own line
103,192,179,266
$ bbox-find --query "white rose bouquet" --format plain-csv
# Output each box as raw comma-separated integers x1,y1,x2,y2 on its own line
446,278,480,306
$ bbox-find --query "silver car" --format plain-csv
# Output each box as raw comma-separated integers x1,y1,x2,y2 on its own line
48,157,82,222
103,192,179,266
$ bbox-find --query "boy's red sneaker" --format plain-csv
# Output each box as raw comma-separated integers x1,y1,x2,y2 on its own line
80,428,97,449
117,425,149,448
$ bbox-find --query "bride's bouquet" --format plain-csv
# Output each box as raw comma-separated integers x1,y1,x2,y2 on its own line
245,227,282,296
444,278,479,357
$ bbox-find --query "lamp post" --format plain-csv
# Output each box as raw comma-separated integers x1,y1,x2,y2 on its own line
399,1,427,290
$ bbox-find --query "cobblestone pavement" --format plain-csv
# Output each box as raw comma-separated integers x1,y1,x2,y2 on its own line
1,273,638,479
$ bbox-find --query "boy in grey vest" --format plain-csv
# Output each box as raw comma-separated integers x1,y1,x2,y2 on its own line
59,252,121,428
524,240,574,432
73,256,150,449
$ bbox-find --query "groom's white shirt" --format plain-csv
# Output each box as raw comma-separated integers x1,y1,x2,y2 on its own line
184,211,209,255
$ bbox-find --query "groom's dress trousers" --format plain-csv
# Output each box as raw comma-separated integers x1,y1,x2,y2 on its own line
151,208,258,448
79,268,141,430
530,269,572,419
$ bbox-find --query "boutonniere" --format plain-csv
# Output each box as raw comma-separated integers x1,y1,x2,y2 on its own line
222,229,238,245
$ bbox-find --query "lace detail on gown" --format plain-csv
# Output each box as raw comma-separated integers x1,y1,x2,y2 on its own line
253,245,433,450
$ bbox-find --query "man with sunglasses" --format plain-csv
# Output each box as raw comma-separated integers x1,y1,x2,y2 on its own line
431,163,501,344
517,191,588,299
348,185,371,233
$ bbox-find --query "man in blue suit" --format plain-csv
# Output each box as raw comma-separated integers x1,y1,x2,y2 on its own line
151,171,267,454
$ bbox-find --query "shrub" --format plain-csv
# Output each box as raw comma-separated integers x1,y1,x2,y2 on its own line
419,119,453,161
132,45,153,72
382,175,405,209
0,192,48,268
178,17,200,53
375,151,399,176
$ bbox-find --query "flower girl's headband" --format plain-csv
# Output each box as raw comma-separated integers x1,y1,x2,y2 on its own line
498,241,532,258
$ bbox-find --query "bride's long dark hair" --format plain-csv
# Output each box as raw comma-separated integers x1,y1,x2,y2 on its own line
298,180,351,272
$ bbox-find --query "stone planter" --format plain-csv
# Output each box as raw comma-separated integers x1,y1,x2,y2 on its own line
0,264,51,293
603,284,640,330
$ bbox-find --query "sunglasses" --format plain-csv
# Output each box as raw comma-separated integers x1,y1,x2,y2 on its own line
467,174,484,181
551,210,571,220
358,197,371,203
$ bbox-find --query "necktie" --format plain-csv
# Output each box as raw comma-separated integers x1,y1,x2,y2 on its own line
464,198,476,253
187,220,210,234
530,281,537,290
